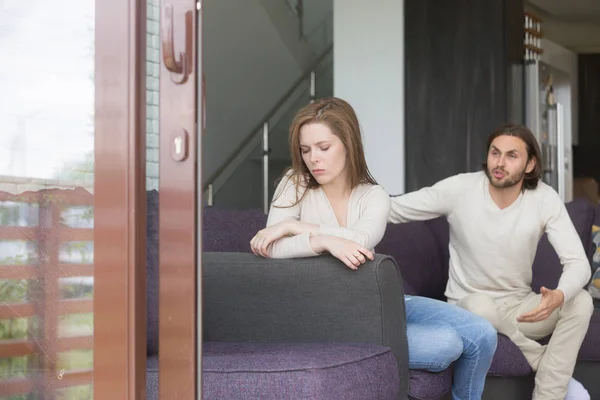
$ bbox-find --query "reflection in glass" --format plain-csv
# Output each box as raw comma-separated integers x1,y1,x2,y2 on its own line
0,1,95,398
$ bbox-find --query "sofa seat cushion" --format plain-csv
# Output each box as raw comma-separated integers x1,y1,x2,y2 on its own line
487,310,600,377
408,368,452,400
488,335,532,377
203,342,400,400
579,309,600,361
488,309,600,369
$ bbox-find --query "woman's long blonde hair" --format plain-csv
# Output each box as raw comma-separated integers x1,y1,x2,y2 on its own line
274,97,377,207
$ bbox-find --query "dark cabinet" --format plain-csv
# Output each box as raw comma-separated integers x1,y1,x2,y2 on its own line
404,0,524,191
575,54,600,184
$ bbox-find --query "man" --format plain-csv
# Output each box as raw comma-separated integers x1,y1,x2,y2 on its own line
389,124,593,399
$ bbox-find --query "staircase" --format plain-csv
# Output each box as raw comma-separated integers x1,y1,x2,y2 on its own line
203,0,333,211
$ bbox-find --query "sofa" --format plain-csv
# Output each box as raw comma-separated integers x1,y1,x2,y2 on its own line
146,191,410,399
375,198,600,400
145,189,600,399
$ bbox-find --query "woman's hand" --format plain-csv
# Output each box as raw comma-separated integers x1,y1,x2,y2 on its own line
312,236,374,270
250,221,293,257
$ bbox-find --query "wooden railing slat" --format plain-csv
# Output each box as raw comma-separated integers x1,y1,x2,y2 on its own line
0,227,93,242
0,339,38,357
0,187,93,205
0,264,94,280
0,299,93,319
0,302,35,319
0,265,37,279
0,336,94,358
0,369,93,396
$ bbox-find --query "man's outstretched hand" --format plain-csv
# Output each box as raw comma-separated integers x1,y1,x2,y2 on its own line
517,287,564,323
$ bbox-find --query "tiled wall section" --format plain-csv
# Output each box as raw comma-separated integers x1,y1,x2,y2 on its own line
146,0,160,191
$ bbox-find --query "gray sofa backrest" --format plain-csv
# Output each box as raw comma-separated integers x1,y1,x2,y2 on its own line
202,252,409,399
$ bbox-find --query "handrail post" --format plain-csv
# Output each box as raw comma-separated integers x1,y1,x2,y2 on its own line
310,70,316,103
263,121,269,214
297,0,304,39
262,122,269,214
207,184,213,206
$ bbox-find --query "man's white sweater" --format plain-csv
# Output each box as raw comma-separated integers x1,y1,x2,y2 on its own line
389,171,591,303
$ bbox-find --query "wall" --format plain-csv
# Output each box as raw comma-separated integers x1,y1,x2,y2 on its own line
541,39,578,144
258,0,316,68
302,0,334,55
403,0,524,191
333,0,405,195
200,0,333,209
202,0,306,186
539,39,577,201
213,53,334,210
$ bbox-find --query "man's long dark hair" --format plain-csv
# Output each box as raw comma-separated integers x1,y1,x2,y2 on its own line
482,124,543,190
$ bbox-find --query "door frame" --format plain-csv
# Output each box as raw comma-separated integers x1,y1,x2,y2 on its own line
94,0,148,398
158,0,200,398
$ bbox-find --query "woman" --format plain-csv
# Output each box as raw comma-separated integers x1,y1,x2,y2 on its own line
250,97,497,400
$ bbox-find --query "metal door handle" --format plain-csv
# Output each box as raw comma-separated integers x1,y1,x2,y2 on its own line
162,4,192,84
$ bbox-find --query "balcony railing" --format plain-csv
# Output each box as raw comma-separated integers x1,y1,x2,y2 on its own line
0,181,94,398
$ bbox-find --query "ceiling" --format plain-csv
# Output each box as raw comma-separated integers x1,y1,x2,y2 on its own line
526,0,600,52
529,0,600,22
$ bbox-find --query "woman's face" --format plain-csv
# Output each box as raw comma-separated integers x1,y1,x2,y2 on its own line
299,122,347,187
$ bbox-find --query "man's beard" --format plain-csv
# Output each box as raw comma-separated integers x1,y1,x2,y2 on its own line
486,165,527,189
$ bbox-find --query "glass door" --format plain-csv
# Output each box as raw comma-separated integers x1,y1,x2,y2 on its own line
0,0,148,399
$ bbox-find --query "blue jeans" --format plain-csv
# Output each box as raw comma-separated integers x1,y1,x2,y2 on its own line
406,295,498,400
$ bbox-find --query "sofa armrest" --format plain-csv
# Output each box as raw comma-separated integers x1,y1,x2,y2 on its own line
202,252,409,399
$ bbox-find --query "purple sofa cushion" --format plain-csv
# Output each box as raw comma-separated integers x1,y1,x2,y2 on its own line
487,310,600,375
487,309,600,373
408,368,452,400
203,206,266,253
485,311,600,376
531,198,596,294
579,310,600,361
378,220,448,299
203,342,400,400
488,335,532,377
